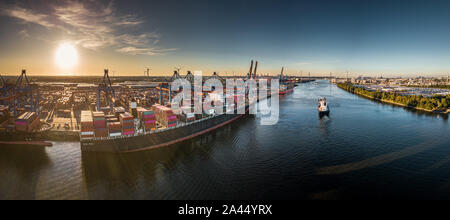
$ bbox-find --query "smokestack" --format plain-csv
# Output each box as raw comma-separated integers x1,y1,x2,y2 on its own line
253,61,258,79
249,60,254,79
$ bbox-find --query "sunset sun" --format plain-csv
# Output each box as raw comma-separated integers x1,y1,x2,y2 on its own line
55,43,78,69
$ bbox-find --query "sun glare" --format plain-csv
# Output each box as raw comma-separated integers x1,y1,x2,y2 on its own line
55,43,78,69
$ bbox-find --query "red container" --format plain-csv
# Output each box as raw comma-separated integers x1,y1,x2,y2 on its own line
144,119,156,124
15,125,27,132
94,128,108,137
121,121,134,128
94,120,106,128
108,122,121,128
122,128,135,132
144,114,155,119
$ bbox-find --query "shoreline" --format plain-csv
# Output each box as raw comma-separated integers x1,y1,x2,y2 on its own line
337,84,450,114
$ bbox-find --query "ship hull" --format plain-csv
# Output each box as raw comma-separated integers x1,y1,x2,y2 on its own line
279,87,294,95
81,112,247,153
318,110,330,118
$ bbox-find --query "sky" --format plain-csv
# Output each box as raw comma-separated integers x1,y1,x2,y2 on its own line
1,0,450,77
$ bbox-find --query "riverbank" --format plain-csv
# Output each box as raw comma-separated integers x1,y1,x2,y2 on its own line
337,83,450,114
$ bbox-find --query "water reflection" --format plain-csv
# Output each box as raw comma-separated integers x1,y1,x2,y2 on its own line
0,147,50,199
81,120,248,199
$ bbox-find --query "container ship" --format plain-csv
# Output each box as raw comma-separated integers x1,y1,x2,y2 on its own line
0,106,77,143
80,61,275,153
0,107,42,140
278,67,295,95
80,92,271,152
279,84,294,95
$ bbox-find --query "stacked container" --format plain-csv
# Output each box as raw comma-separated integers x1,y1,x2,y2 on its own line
93,111,108,138
99,107,111,114
113,107,126,118
105,115,119,124
80,110,94,139
120,113,135,135
0,105,9,124
152,104,178,128
15,112,39,132
137,107,156,132
108,122,122,137
176,106,195,123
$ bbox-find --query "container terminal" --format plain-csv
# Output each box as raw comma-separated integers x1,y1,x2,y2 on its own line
0,61,314,150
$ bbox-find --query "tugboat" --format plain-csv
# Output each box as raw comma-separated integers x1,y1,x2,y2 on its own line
317,97,330,117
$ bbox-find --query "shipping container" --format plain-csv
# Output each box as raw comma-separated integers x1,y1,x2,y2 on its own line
15,112,38,132
152,104,178,127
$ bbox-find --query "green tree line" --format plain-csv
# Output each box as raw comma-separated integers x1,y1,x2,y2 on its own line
337,83,450,111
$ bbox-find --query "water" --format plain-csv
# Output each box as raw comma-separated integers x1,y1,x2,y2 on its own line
1,80,450,199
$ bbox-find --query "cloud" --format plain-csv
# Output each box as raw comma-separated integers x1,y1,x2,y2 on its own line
116,47,177,56
3,5,56,29
0,0,176,55
18,29,30,39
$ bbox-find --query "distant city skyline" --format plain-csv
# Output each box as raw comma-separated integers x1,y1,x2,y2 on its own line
1,0,450,77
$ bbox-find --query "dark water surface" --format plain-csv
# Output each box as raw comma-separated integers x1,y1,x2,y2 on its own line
1,81,450,199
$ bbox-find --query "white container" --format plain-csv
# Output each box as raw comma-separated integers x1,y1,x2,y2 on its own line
109,132,122,137
81,131,94,135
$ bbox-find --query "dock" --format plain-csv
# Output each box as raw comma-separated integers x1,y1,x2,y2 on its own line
0,141,53,147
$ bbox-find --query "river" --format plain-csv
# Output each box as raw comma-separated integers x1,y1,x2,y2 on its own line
1,80,450,199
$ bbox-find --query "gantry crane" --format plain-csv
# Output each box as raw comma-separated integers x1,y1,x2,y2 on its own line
97,69,116,111
12,70,40,117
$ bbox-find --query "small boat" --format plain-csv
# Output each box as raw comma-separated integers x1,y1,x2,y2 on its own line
318,97,330,117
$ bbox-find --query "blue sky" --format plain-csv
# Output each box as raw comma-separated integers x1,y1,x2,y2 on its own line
1,0,450,77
